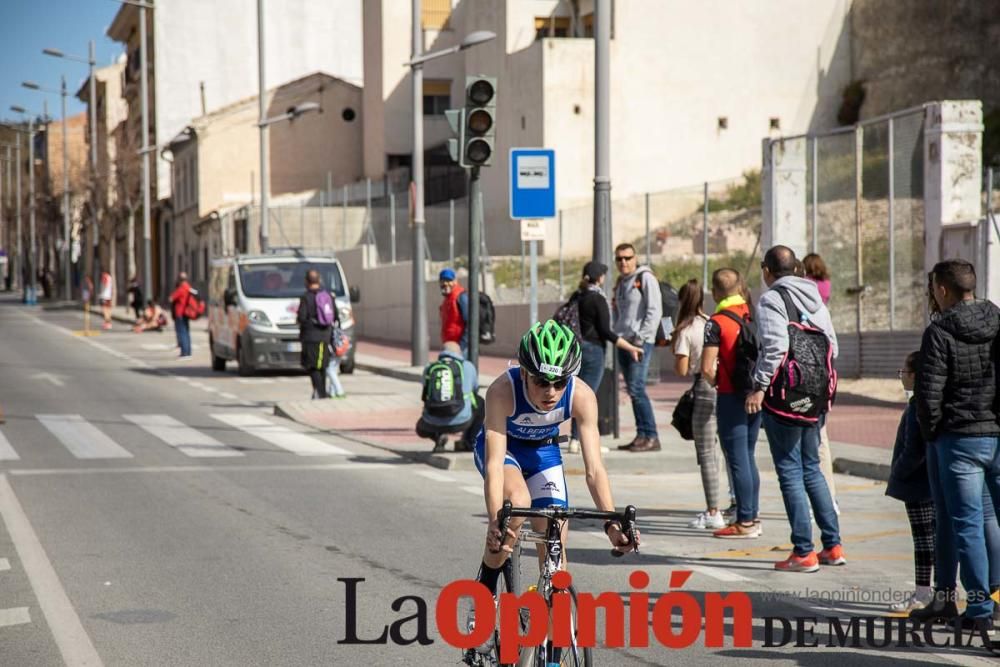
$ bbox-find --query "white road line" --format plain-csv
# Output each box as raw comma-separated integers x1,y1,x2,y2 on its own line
122,415,243,458
0,606,31,628
0,430,20,461
0,475,103,665
236,378,274,384
8,463,393,476
416,470,455,483
461,485,481,495
219,392,239,400
211,413,350,456
682,563,750,583
36,415,133,460
0,558,10,571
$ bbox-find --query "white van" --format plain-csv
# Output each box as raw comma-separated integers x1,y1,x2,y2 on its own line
207,252,358,376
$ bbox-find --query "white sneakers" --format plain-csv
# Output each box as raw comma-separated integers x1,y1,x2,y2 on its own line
889,587,934,614
688,511,726,530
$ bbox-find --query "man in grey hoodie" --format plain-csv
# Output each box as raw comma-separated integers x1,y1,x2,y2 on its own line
747,245,844,572
612,243,663,452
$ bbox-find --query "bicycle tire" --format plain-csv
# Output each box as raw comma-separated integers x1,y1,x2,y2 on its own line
489,551,522,667
516,585,593,667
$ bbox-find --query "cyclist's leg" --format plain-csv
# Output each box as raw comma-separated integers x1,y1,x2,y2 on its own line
515,440,571,569
473,431,534,575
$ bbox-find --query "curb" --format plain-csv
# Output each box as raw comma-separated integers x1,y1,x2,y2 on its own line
355,358,497,390
832,457,890,482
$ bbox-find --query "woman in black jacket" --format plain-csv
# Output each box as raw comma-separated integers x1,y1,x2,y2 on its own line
568,262,643,449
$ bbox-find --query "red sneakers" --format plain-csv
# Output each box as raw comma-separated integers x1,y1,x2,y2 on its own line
712,522,761,539
819,545,847,566
774,551,820,572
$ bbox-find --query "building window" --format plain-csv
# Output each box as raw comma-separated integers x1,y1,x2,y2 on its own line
342,107,356,122
535,16,570,39
717,117,729,130
769,117,781,130
422,79,451,116
422,0,451,29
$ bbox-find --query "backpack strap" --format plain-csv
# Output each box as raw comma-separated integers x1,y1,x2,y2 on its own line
774,286,803,324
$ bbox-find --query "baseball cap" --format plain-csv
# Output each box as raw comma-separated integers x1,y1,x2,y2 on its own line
439,268,456,282
582,261,608,283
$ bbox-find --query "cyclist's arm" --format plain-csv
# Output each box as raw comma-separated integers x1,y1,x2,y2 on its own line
570,381,615,512
483,375,514,520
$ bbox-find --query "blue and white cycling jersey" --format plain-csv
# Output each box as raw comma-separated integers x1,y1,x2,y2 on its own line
474,367,575,508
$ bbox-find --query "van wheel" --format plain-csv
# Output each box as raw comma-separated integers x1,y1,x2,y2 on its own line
237,338,253,377
210,336,227,372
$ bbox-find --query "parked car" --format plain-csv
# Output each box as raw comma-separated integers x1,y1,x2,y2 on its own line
207,251,359,376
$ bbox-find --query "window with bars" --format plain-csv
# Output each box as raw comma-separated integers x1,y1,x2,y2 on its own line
422,79,451,116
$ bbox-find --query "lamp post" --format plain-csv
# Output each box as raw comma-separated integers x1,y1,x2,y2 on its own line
43,40,100,296
404,15,495,366
9,107,44,305
22,78,71,300
257,0,269,251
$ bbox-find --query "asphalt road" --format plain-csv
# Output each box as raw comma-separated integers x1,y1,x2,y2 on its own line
0,297,995,666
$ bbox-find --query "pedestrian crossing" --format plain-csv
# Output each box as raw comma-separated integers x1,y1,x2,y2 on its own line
0,413,353,462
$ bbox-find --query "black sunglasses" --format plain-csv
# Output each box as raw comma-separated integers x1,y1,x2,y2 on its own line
529,375,569,390
615,255,635,262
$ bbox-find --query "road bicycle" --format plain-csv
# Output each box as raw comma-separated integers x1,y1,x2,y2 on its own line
463,501,639,667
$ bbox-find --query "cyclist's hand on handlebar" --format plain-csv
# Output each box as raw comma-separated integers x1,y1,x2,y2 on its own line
486,519,517,554
608,524,640,554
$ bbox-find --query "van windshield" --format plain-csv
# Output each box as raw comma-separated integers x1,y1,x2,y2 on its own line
238,262,345,299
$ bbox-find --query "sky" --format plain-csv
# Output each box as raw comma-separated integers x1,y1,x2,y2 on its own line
0,1,124,124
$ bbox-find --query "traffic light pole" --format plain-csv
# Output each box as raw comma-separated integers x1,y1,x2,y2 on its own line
468,166,482,369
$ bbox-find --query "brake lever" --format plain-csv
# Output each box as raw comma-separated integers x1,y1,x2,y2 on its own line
610,505,639,557
494,500,512,554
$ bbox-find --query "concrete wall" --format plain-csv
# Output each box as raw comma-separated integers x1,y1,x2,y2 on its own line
363,0,854,258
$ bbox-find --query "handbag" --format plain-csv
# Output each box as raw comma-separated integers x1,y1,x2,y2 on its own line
671,380,697,441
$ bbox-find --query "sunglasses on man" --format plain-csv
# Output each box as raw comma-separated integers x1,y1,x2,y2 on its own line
615,254,636,263
529,374,569,390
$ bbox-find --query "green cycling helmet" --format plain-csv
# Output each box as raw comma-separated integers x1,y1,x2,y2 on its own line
518,320,582,381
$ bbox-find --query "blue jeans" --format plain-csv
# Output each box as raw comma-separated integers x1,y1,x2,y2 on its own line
716,392,761,524
617,342,656,438
572,341,606,441
326,358,344,397
927,442,959,591
763,413,841,555
933,433,1000,618
175,316,191,357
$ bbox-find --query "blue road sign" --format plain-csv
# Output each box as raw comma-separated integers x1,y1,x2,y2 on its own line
509,148,556,219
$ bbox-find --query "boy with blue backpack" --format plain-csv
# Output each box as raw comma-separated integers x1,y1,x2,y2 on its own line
416,342,483,453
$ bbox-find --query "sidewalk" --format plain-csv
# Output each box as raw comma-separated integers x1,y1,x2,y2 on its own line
279,337,899,482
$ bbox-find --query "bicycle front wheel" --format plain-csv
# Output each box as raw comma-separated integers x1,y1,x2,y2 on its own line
516,585,593,667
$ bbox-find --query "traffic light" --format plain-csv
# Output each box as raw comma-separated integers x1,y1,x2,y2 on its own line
464,75,496,167
444,107,465,166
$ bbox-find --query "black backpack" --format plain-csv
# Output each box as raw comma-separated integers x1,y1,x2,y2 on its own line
422,356,465,418
762,287,837,424
716,309,758,394
553,291,583,339
479,293,496,345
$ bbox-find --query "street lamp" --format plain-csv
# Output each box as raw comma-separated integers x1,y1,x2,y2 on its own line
404,13,496,366
43,40,101,296
23,78,72,300
9,105,47,305
0,143,18,293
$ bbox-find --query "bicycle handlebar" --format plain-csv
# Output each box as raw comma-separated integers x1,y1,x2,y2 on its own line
497,500,640,557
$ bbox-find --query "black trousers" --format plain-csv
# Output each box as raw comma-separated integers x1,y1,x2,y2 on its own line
301,341,329,399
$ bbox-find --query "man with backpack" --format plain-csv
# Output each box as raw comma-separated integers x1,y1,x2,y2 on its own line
169,272,194,359
612,243,663,452
702,268,762,539
747,245,843,572
439,268,469,356
416,342,483,453
297,269,335,399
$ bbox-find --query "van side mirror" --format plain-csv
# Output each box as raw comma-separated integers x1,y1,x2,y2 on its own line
349,286,361,304
224,288,238,307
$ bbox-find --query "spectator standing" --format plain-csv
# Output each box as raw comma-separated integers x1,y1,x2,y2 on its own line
803,252,838,511
569,261,643,449
326,309,348,399
127,276,144,320
747,245,842,571
702,268,762,539
612,243,663,452
416,342,484,452
439,268,469,357
168,272,193,359
914,260,1000,630
297,269,333,399
672,279,724,530
885,350,936,613
98,269,114,330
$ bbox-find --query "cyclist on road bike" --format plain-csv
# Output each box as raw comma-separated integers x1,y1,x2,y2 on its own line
472,320,637,596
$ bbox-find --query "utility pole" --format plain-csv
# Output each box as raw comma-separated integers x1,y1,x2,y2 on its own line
410,0,428,366
468,167,482,368
257,0,270,252
61,76,70,299
28,116,36,304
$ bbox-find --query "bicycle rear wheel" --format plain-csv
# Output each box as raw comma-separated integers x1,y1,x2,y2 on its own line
516,585,593,667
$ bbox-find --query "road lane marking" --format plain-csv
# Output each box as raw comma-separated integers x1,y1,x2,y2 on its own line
8,463,394,476
0,475,103,665
0,430,20,461
0,606,31,628
0,558,10,571
36,415,133,460
416,470,455,483
122,415,243,458
210,414,351,456
219,392,239,400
